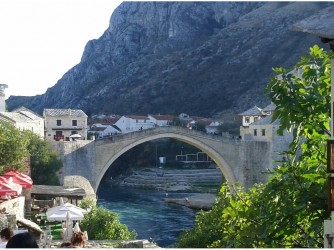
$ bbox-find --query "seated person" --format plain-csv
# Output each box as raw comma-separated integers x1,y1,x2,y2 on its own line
0,228,13,248
70,232,87,248
6,232,38,248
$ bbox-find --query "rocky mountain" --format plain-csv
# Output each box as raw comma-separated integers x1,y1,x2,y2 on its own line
6,2,333,117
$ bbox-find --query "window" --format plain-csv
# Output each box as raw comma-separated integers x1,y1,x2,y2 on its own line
72,120,77,126
57,120,61,126
254,129,257,136
56,131,63,136
245,117,250,123
254,117,258,122
71,131,77,135
262,129,265,136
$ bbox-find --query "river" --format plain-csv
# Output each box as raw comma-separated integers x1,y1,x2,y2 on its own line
97,184,197,248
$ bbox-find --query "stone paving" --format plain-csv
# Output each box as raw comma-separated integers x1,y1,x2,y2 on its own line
40,239,159,248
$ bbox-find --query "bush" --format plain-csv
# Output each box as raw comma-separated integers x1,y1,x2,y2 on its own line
80,204,137,240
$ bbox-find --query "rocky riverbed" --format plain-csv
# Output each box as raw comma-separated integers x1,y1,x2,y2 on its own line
164,193,216,210
111,167,222,210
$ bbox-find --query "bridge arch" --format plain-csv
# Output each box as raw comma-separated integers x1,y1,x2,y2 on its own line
95,131,237,192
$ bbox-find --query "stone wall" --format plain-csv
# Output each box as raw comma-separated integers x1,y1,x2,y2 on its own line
238,140,272,188
50,140,96,186
64,175,96,201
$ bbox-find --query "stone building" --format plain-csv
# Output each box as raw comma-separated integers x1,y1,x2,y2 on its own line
239,105,265,127
239,103,293,169
44,108,88,141
0,107,44,138
240,103,276,139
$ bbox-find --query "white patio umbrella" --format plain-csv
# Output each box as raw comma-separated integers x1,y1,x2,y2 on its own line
46,203,87,221
47,203,87,214
63,212,73,241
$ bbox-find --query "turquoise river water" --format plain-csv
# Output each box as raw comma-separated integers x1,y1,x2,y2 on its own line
97,184,197,248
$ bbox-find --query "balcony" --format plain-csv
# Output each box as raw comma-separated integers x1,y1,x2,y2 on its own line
54,135,64,141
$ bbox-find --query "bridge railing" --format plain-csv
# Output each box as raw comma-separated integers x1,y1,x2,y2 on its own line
98,126,240,144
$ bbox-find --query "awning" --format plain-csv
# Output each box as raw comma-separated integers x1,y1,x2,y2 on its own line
0,180,22,197
5,170,32,183
1,171,33,189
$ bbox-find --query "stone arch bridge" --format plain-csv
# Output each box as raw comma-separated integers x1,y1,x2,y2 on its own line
50,126,272,193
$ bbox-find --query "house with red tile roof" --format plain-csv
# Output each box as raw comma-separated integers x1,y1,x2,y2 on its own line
114,115,154,133
187,116,221,134
88,123,121,139
148,114,174,127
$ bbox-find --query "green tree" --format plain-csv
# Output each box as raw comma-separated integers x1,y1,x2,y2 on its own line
176,45,333,248
0,121,30,172
80,201,137,240
25,131,62,185
217,120,241,136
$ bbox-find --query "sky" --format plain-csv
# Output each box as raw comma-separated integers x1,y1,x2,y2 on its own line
0,0,122,98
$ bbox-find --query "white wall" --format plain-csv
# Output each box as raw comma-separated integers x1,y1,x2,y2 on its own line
115,116,154,133
16,120,44,138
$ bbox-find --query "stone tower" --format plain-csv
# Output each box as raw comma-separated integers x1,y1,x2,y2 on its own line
0,84,8,112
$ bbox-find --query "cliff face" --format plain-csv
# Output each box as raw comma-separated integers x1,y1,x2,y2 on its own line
6,2,333,117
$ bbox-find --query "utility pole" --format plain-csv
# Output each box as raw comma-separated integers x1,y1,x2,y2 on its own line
155,144,158,168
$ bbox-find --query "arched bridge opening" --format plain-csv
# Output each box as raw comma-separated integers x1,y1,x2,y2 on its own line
94,128,237,192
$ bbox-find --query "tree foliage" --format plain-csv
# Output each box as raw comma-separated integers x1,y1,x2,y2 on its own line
0,122,62,184
176,45,333,248
25,131,62,185
80,200,137,241
0,121,30,172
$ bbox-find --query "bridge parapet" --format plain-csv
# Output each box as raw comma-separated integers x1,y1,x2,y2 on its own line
100,126,239,145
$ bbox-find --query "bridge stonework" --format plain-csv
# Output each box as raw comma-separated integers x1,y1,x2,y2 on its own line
50,127,273,192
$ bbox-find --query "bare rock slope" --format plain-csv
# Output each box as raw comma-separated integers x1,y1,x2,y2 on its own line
7,2,333,117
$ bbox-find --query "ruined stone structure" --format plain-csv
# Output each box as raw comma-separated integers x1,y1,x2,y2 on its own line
50,127,277,192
